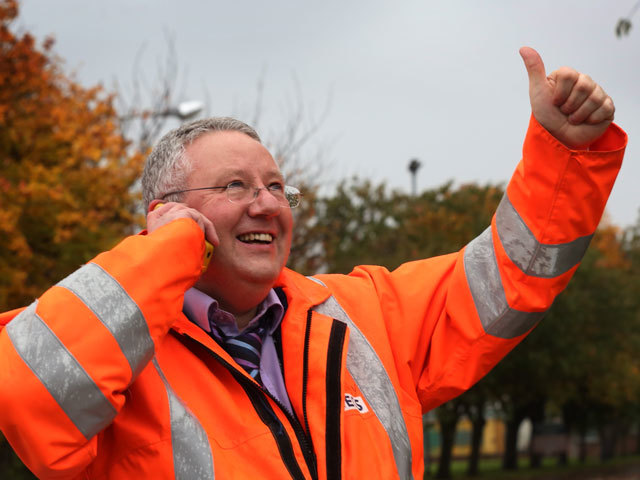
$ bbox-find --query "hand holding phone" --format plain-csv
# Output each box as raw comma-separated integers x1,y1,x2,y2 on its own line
151,202,215,272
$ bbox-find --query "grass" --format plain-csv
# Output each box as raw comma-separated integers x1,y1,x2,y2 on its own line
425,454,640,479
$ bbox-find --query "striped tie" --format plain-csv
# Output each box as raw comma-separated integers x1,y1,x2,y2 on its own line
217,324,267,383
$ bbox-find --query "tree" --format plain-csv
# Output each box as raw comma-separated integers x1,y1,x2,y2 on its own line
434,398,465,479
311,177,503,479
622,214,640,455
0,0,335,475
311,177,503,275
0,0,145,475
538,223,640,462
459,379,494,476
481,219,640,470
615,0,640,37
0,0,144,312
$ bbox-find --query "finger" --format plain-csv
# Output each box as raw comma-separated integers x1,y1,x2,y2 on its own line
147,202,173,228
149,201,186,219
567,85,607,125
549,67,579,106
148,203,197,231
183,209,219,246
202,218,219,247
559,74,596,115
519,46,547,92
585,97,615,125
519,47,547,90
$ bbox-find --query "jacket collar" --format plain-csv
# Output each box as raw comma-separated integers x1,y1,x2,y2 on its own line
172,268,330,337
275,268,332,313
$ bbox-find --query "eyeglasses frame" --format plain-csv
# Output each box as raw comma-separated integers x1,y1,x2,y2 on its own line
159,183,302,208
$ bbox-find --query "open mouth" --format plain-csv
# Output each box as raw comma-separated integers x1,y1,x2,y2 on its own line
237,233,274,244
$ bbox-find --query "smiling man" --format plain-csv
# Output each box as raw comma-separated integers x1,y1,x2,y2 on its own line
146,127,295,328
0,48,628,479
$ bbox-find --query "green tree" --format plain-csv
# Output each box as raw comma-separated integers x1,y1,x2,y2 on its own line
482,221,640,469
311,177,504,479
311,177,503,274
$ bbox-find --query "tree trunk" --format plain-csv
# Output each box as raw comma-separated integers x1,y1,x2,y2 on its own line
423,415,433,480
616,420,630,456
0,436,36,479
466,415,486,476
528,400,546,469
503,415,523,470
529,451,542,469
599,422,617,461
578,427,588,464
435,406,460,479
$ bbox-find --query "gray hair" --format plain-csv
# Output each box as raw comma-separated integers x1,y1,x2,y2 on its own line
141,117,261,211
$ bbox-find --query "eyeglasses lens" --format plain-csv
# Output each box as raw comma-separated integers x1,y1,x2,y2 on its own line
226,185,300,208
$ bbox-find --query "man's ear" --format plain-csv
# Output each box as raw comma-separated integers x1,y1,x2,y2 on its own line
148,199,164,213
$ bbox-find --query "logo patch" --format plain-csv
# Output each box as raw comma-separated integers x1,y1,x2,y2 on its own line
344,393,369,413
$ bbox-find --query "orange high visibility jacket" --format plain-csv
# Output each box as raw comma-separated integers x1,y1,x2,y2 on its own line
0,117,627,479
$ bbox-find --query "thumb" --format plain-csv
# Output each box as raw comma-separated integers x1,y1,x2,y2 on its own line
519,46,547,91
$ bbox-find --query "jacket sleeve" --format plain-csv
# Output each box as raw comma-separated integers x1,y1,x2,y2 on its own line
351,116,627,413
0,218,205,478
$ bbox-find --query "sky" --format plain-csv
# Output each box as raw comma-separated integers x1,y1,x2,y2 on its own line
16,0,640,228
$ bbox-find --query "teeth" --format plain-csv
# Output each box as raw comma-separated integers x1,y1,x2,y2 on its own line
239,233,273,242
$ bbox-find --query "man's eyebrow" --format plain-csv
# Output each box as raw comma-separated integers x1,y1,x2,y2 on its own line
269,171,286,182
214,168,285,182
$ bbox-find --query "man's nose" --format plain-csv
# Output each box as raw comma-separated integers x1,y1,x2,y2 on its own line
247,187,280,216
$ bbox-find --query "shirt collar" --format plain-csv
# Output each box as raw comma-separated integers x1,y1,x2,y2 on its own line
183,287,284,337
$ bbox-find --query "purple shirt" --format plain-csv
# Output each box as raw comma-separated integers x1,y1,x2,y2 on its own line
183,288,293,415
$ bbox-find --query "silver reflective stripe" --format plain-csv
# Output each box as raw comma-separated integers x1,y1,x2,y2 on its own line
496,195,592,278
153,359,214,480
464,228,544,339
308,278,414,480
6,302,117,440
57,263,154,378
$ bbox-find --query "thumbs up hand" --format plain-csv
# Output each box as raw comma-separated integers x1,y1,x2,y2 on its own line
520,46,615,149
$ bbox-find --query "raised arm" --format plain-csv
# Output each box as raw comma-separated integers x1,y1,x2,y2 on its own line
363,48,627,411
0,219,206,478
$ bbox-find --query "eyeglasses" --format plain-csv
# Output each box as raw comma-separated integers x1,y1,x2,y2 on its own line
160,182,302,208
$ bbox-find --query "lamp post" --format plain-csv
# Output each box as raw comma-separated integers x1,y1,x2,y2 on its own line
119,100,204,122
408,158,422,196
119,100,204,150
160,100,204,120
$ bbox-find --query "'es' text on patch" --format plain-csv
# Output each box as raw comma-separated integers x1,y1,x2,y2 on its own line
344,393,369,413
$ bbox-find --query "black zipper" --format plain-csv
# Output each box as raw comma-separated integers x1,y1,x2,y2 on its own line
325,320,347,480
182,334,319,480
238,376,307,480
301,310,316,457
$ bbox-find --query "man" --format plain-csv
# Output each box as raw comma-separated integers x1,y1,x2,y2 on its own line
0,47,626,479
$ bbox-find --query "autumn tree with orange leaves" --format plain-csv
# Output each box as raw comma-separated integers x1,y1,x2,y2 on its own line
0,0,145,311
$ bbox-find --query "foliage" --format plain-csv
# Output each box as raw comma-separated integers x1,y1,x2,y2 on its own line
308,175,640,474
477,218,640,466
309,177,502,274
615,0,640,38
308,177,503,478
0,0,145,311
2,0,639,473
0,0,147,474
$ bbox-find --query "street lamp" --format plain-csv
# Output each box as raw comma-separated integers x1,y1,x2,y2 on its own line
162,100,204,120
119,100,204,150
119,100,204,122
408,158,422,196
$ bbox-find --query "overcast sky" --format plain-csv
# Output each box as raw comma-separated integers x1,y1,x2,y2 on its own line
17,0,640,227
